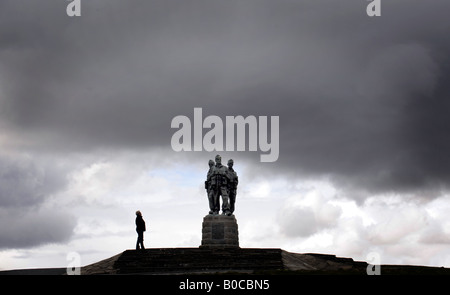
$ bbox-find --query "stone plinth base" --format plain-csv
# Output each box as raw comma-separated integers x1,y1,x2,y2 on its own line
200,215,239,248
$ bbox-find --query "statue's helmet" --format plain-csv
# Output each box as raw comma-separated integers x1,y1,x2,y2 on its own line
228,159,234,165
208,159,214,166
215,154,221,162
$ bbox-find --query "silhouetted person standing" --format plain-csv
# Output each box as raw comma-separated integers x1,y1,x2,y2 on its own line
135,210,146,250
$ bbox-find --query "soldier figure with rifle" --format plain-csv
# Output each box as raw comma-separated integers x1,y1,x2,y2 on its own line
208,155,231,216
227,159,238,215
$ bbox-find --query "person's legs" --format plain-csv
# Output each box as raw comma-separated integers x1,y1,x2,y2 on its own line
136,231,145,250
221,187,231,215
213,189,220,214
229,189,236,214
208,189,215,214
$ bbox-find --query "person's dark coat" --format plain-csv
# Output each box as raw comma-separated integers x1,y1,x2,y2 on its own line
136,215,146,232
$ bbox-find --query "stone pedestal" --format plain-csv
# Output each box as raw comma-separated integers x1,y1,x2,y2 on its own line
200,215,239,248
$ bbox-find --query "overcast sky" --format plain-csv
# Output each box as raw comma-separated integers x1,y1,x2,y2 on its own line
2,0,450,270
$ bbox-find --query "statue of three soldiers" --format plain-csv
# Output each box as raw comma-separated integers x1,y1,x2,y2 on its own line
205,154,238,216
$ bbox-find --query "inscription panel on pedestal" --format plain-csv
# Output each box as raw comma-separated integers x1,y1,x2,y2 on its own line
212,223,225,239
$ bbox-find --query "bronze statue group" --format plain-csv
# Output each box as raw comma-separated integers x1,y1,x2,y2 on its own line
205,154,239,216
135,154,238,250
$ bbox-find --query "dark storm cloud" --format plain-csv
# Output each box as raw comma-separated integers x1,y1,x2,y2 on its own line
0,152,75,248
0,207,76,249
0,153,67,207
1,0,450,197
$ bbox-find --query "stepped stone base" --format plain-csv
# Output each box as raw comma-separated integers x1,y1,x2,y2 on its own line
82,248,284,274
80,248,450,275
200,214,239,248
